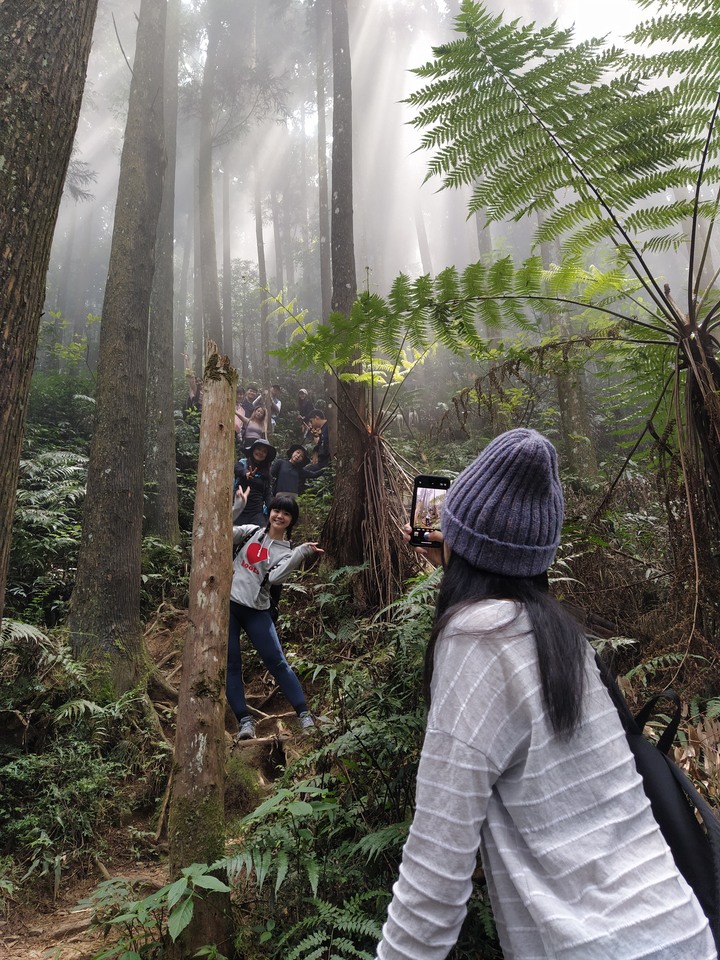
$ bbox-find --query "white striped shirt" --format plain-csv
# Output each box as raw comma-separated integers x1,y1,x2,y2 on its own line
376,600,716,959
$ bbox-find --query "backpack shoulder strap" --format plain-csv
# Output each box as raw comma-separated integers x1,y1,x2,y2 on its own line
232,525,262,559
633,691,682,756
259,540,293,588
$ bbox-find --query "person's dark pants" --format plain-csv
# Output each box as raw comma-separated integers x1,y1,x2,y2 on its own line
227,600,307,721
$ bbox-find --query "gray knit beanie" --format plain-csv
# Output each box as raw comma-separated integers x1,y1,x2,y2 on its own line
441,428,564,577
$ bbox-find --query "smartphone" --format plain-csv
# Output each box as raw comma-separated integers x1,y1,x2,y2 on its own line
409,475,451,547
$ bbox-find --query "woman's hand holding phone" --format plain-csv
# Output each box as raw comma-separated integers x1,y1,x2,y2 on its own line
402,523,444,565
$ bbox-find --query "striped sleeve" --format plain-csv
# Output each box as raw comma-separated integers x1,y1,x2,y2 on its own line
376,728,496,960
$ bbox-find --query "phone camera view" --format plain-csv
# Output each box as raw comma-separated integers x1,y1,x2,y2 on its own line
412,483,448,546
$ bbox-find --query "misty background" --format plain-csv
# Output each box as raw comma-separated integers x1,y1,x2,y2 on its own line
42,0,675,386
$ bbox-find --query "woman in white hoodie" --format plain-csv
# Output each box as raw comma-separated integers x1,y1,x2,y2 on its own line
229,493,323,741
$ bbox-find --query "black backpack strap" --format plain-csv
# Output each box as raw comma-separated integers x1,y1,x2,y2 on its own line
596,652,720,944
232,525,262,560
634,691,682,756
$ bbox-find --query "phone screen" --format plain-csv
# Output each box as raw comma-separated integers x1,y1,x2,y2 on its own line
410,476,450,546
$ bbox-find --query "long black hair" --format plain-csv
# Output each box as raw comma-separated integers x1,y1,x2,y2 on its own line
424,552,587,738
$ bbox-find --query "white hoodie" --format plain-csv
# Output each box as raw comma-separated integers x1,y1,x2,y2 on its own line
230,522,314,610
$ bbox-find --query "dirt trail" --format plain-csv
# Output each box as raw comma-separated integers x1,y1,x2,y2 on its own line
2,610,314,959
1,862,167,960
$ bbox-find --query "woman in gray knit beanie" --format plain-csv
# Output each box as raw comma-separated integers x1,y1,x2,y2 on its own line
376,429,715,960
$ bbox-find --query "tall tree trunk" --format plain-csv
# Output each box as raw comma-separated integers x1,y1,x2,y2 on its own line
414,200,434,276
536,210,599,483
315,0,332,325
198,3,223,349
475,206,493,261
269,185,284,368
271,186,284,295
315,0,336,441
283,192,296,291
145,0,181,544
168,341,234,958
323,0,368,581
44,203,73,374
222,155,234,365
193,133,204,374
555,353,599,487
0,0,99,627
68,0,166,693
69,205,97,365
299,100,312,305
176,209,192,374
44,201,78,374
53,202,79,322
254,176,269,385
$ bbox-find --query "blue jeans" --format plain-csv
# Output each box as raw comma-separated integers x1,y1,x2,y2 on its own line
227,601,307,721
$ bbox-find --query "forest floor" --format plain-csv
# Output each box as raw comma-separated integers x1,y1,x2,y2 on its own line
1,854,167,960
1,608,315,960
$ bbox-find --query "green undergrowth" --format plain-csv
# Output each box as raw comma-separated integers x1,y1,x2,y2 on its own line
0,620,172,900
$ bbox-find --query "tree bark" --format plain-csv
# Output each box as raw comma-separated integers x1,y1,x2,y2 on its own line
299,100,312,306
176,209,192,373
271,185,284,294
167,342,234,958
316,0,332,325
193,136,204,374
222,155,234,364
68,205,97,365
254,176,270,385
0,0,99,627
198,2,224,350
323,0,368,580
145,0,181,544
68,0,166,694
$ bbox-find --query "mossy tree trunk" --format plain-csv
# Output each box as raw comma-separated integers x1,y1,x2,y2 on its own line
0,0,99,627
145,0,181,544
68,0,166,693
167,342,235,958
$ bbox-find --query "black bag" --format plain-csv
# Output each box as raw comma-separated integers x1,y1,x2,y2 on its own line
267,583,283,624
602,670,720,947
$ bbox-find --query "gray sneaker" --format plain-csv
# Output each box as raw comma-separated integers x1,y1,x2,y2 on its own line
298,711,315,732
233,717,256,742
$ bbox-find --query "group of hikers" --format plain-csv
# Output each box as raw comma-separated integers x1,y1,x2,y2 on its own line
182,360,332,739
226,384,330,742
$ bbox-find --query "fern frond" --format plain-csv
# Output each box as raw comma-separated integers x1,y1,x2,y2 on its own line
406,0,720,270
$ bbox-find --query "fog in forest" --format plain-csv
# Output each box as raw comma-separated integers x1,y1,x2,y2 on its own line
43,0,683,377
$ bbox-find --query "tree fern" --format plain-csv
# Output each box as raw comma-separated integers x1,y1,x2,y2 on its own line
402,0,720,596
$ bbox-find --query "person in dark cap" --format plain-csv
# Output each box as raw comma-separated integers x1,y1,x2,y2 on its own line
271,444,310,498
233,438,276,527
376,429,715,960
